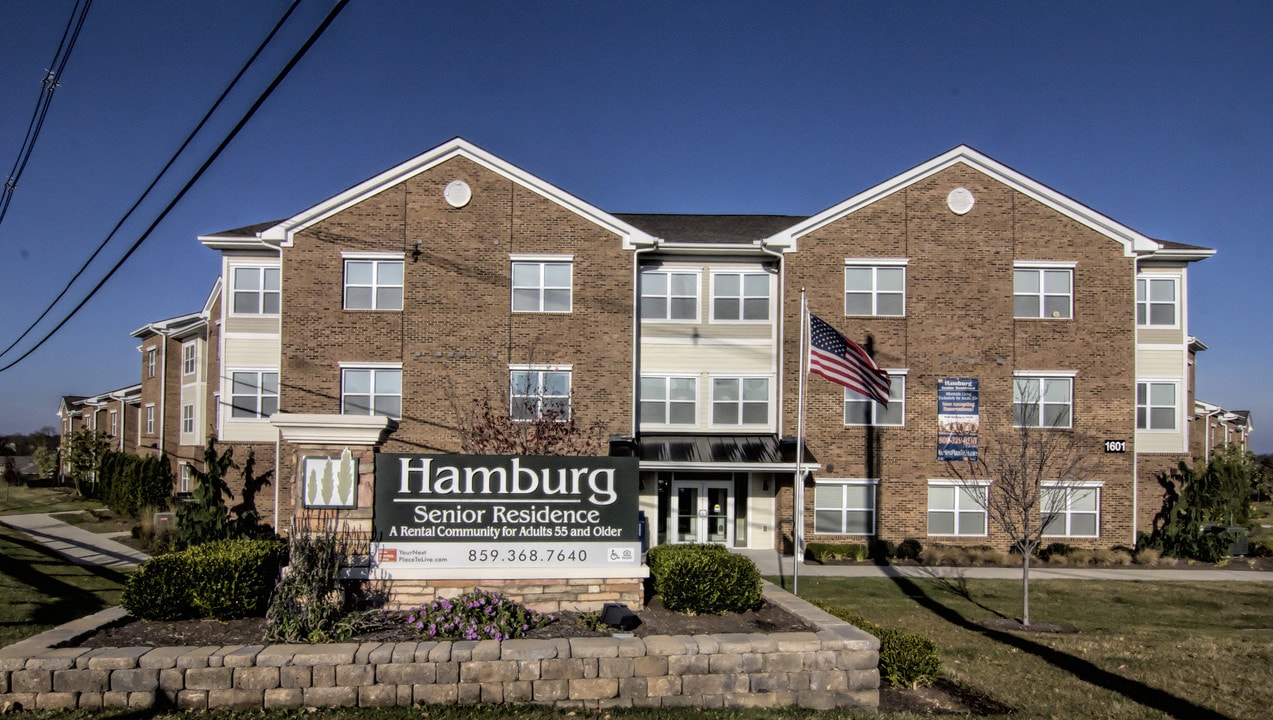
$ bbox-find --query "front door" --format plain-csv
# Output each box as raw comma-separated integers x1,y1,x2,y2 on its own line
670,480,733,546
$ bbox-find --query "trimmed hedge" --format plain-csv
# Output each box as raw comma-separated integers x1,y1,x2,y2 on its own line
122,538,287,620
646,543,762,614
818,603,941,689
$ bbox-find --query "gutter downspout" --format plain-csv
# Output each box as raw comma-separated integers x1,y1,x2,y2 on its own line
755,240,786,438
1132,256,1139,546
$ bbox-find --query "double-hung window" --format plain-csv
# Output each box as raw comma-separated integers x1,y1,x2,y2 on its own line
145,405,155,435
511,257,572,312
1013,374,1074,428
180,463,192,494
109,410,118,436
844,372,905,426
640,269,699,321
231,266,280,315
181,404,195,434
814,480,877,535
928,482,987,536
1136,381,1177,430
1014,264,1073,319
146,348,156,378
182,343,197,375
640,376,697,425
1042,485,1100,537
344,256,404,310
1136,276,1178,326
711,377,769,426
341,366,402,418
845,261,905,316
230,370,279,419
712,272,770,321
510,367,571,421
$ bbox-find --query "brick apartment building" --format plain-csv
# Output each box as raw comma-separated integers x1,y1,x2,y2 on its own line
60,138,1251,553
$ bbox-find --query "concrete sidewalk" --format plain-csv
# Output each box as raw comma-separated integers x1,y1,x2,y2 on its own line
732,548,1273,582
0,513,150,568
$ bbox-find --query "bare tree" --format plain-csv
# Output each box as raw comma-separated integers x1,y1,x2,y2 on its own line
450,393,609,457
945,409,1100,627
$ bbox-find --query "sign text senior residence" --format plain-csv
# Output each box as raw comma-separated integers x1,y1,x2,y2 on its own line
372,454,640,574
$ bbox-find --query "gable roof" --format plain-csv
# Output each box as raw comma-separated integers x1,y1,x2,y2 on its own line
227,138,656,251
765,145,1215,260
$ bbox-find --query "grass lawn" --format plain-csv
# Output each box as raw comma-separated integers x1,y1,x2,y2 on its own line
0,481,104,516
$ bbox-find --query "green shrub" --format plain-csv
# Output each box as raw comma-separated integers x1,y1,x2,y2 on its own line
647,543,762,614
868,538,896,560
405,589,551,641
185,538,288,619
1040,542,1072,561
816,603,941,689
895,538,923,560
121,554,194,620
806,542,867,562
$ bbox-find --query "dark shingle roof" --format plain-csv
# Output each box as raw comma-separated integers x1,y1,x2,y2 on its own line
615,214,805,245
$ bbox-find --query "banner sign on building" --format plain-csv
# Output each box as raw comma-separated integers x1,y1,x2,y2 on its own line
937,378,980,461
371,454,640,572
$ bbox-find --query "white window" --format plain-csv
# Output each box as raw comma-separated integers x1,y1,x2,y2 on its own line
146,348,156,378
180,463,192,494
1042,486,1100,537
109,410,118,436
712,272,770,321
145,405,155,435
344,259,403,310
845,373,905,426
1137,381,1177,430
640,376,697,425
230,370,279,419
845,263,905,316
1136,276,1177,326
814,481,877,535
1014,375,1073,428
512,260,572,313
182,342,197,375
231,266,280,315
510,368,571,421
341,367,402,418
641,269,699,321
711,377,769,426
1014,266,1072,319
181,404,195,434
928,483,987,536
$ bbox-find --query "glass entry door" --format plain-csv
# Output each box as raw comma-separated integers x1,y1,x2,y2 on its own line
670,481,734,546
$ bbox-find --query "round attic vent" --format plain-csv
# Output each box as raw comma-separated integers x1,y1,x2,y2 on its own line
947,187,975,215
444,180,472,208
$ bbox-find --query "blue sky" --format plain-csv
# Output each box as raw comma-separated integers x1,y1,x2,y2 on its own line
1,1,1269,452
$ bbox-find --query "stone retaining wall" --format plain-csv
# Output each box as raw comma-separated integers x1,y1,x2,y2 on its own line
0,585,878,712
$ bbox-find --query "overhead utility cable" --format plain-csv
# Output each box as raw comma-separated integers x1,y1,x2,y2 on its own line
0,0,93,229
0,0,350,374
0,0,304,362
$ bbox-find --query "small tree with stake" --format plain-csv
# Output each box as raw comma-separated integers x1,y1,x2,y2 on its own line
945,397,1099,628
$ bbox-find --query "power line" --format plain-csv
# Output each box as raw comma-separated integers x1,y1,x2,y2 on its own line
0,0,351,374
0,0,304,362
0,0,93,229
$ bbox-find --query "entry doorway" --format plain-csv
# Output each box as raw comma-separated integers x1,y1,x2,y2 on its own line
670,480,734,546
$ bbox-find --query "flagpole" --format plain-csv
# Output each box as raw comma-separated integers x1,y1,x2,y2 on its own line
794,289,808,595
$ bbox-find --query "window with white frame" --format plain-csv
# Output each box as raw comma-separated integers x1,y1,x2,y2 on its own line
182,342,197,375
1137,381,1177,430
230,370,279,419
928,483,987,536
711,377,769,426
640,269,699,321
180,463,192,494
510,368,571,421
181,404,195,434
712,272,769,321
109,410,118,436
1014,265,1072,319
231,266,280,315
1136,276,1177,327
845,263,905,316
640,376,697,425
511,259,572,313
145,405,155,435
146,348,156,378
814,481,877,535
341,367,402,418
845,372,905,426
1042,485,1100,537
344,258,404,310
1013,374,1073,428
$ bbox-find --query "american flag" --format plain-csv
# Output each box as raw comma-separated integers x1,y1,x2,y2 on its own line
808,313,890,406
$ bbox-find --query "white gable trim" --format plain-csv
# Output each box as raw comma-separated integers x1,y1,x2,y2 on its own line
255,138,655,250
767,145,1163,258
